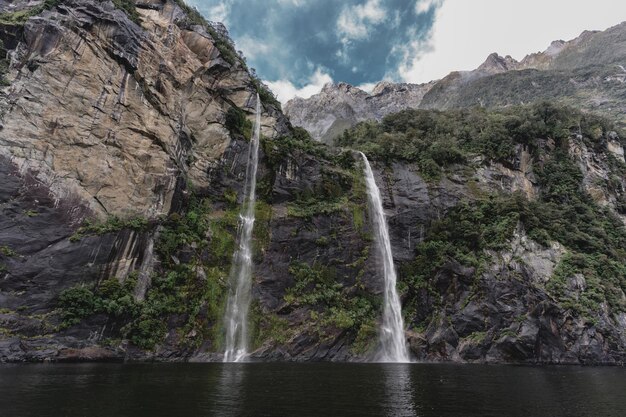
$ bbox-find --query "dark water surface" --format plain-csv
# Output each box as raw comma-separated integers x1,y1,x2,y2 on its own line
1,362,625,417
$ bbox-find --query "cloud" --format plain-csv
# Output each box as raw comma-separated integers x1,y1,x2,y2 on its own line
206,1,229,23
190,0,440,102
400,0,626,83
265,69,333,103
192,0,626,104
337,0,387,42
356,82,378,93
415,0,442,15
236,36,271,60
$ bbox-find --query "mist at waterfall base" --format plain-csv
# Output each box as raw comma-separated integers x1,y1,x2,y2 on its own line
361,152,410,363
3,363,626,417
223,94,261,363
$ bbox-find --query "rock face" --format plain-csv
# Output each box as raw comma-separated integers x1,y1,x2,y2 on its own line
0,0,288,362
0,0,285,218
1,1,625,365
287,21,626,141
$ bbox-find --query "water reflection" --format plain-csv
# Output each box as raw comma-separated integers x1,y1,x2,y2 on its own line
2,363,626,417
215,364,247,417
382,363,417,417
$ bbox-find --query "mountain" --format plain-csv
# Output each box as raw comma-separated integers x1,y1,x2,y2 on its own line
1,1,625,365
286,21,626,142
286,81,435,144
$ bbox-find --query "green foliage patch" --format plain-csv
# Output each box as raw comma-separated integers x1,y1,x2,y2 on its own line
112,0,141,24
59,195,240,350
70,216,149,242
0,0,60,25
225,106,253,140
337,102,622,181
285,261,377,340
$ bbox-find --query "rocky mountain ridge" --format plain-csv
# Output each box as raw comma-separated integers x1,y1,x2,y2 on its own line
285,80,435,144
286,21,626,142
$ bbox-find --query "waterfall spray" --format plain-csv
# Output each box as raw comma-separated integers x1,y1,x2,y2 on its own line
359,152,410,363
223,94,261,363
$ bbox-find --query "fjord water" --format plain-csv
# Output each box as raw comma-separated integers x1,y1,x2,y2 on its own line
223,94,262,362
360,152,409,362
2,363,626,417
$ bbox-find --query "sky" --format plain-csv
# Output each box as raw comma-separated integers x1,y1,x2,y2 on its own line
188,0,626,103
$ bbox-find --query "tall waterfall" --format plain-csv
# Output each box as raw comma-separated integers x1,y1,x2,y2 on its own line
359,152,410,363
223,94,261,363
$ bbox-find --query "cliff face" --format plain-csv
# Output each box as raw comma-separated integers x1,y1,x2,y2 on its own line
1,1,625,365
0,0,286,218
0,0,288,361
286,21,626,142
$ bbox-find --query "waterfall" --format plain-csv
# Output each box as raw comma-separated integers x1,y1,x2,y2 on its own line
223,94,261,363
359,152,410,363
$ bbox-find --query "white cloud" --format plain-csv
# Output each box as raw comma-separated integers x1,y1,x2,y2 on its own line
236,36,271,60
276,0,308,6
357,82,377,93
265,69,334,103
337,0,387,42
207,1,229,24
415,0,442,15
401,0,626,84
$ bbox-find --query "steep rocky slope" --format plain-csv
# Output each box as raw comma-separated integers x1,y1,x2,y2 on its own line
335,104,626,363
1,1,625,365
286,21,626,142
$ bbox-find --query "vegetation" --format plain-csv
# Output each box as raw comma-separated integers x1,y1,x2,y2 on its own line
225,106,253,140
170,0,280,107
112,0,141,24
70,216,149,242
337,102,623,180
0,0,60,25
171,0,237,65
0,245,17,257
251,78,282,110
402,139,625,323
285,261,377,338
58,194,240,349
0,39,10,86
58,277,139,328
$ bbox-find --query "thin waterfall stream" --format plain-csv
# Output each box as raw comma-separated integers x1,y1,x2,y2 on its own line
223,94,261,363
359,152,410,363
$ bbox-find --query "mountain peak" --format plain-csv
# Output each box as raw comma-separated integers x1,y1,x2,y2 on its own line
477,53,519,74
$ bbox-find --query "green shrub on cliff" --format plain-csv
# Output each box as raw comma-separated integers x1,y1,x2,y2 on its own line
0,39,10,86
112,0,141,24
58,277,139,328
225,106,253,140
337,102,621,176
285,261,377,339
70,216,149,242
0,0,60,24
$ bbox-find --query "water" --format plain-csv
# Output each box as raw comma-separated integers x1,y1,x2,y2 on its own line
360,152,409,362
223,94,262,363
1,363,625,417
